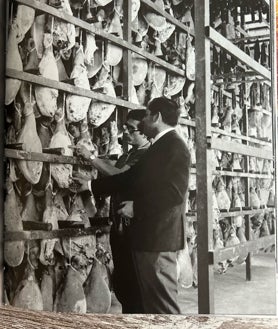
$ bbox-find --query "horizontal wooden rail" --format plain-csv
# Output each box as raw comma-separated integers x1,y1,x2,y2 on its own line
206,27,271,81
179,118,196,127
6,69,145,110
211,127,272,147
5,148,91,165
141,0,195,36
4,226,111,242
213,169,274,179
16,0,185,77
208,136,274,160
210,234,275,264
219,208,274,219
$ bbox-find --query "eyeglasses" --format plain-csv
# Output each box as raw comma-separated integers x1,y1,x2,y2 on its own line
124,125,139,134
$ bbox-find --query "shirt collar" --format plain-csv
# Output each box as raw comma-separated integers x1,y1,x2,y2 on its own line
151,127,175,145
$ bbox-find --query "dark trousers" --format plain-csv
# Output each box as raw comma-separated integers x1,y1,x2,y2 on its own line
110,229,144,313
132,250,181,314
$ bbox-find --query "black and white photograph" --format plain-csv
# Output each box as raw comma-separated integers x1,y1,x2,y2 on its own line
1,0,277,327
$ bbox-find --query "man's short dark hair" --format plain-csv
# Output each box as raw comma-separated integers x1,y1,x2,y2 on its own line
127,109,146,121
147,97,180,126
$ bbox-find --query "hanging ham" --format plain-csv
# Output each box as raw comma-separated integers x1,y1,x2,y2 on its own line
105,11,123,66
54,265,87,313
15,4,35,43
5,22,23,105
84,259,111,313
47,0,75,51
88,67,116,127
132,54,148,86
143,0,167,31
4,179,25,267
50,103,73,188
31,5,47,59
186,35,195,81
12,264,43,311
41,267,55,312
16,101,43,184
66,45,91,122
35,33,59,117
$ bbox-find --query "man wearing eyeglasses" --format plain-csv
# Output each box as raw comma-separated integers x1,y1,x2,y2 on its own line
75,97,191,314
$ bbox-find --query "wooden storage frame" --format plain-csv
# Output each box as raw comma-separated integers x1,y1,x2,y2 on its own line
195,0,276,314
4,0,276,314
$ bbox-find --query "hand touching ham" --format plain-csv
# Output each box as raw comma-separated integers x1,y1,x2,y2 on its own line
117,201,134,219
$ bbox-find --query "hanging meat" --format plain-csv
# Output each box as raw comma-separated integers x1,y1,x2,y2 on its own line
35,33,59,117
54,264,87,313
5,22,23,105
84,259,111,313
88,67,116,127
105,11,123,67
4,179,25,267
143,0,167,32
84,29,98,66
186,35,195,81
66,44,91,122
15,4,35,43
12,264,43,311
177,240,193,288
16,101,43,184
47,0,75,51
62,195,97,267
132,11,149,43
132,54,148,86
31,4,47,59
40,267,56,312
164,74,186,97
215,177,231,210
50,102,73,188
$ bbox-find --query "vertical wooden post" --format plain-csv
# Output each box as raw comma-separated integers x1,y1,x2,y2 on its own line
122,0,132,153
0,0,7,305
195,0,215,314
269,0,277,260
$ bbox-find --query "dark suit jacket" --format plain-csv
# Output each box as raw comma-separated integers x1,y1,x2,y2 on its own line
92,130,191,252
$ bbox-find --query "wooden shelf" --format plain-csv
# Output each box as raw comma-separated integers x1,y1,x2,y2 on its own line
179,118,196,127
6,69,145,110
218,208,274,219
206,26,271,81
16,0,185,77
4,225,111,242
208,136,273,160
210,234,275,264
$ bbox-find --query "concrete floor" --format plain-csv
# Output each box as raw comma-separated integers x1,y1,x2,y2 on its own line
178,252,276,315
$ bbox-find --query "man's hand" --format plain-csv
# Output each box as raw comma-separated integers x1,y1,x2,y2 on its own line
76,145,94,161
117,201,134,218
72,171,91,192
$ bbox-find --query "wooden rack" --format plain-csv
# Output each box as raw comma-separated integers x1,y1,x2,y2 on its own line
4,0,276,315
195,0,276,314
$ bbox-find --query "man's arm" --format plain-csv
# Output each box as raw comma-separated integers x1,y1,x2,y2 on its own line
91,158,130,176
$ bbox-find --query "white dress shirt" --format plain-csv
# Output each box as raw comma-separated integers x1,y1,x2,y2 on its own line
151,127,176,145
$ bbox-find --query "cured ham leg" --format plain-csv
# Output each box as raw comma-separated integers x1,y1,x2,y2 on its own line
5,22,23,105
15,4,35,43
4,179,25,267
35,33,59,117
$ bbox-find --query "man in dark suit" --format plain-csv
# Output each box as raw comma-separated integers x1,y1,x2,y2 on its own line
76,97,191,314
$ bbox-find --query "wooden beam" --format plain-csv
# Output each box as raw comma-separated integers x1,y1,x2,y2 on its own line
206,27,271,81
195,0,214,314
179,118,196,127
6,69,145,110
209,136,274,160
15,0,185,77
4,226,111,242
219,208,274,219
140,0,195,36
213,170,273,179
210,235,275,264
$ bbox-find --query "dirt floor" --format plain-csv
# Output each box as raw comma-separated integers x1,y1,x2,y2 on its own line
178,252,276,315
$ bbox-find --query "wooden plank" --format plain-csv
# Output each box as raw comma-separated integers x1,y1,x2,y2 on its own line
6,69,145,110
5,148,92,165
213,169,273,179
4,226,111,242
195,0,214,314
179,118,196,127
209,136,274,160
207,27,271,81
211,127,272,146
1,306,278,329
219,208,274,219
210,235,275,264
141,0,195,36
15,0,185,77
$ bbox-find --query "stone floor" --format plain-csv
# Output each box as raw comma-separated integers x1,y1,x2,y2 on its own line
178,252,276,315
